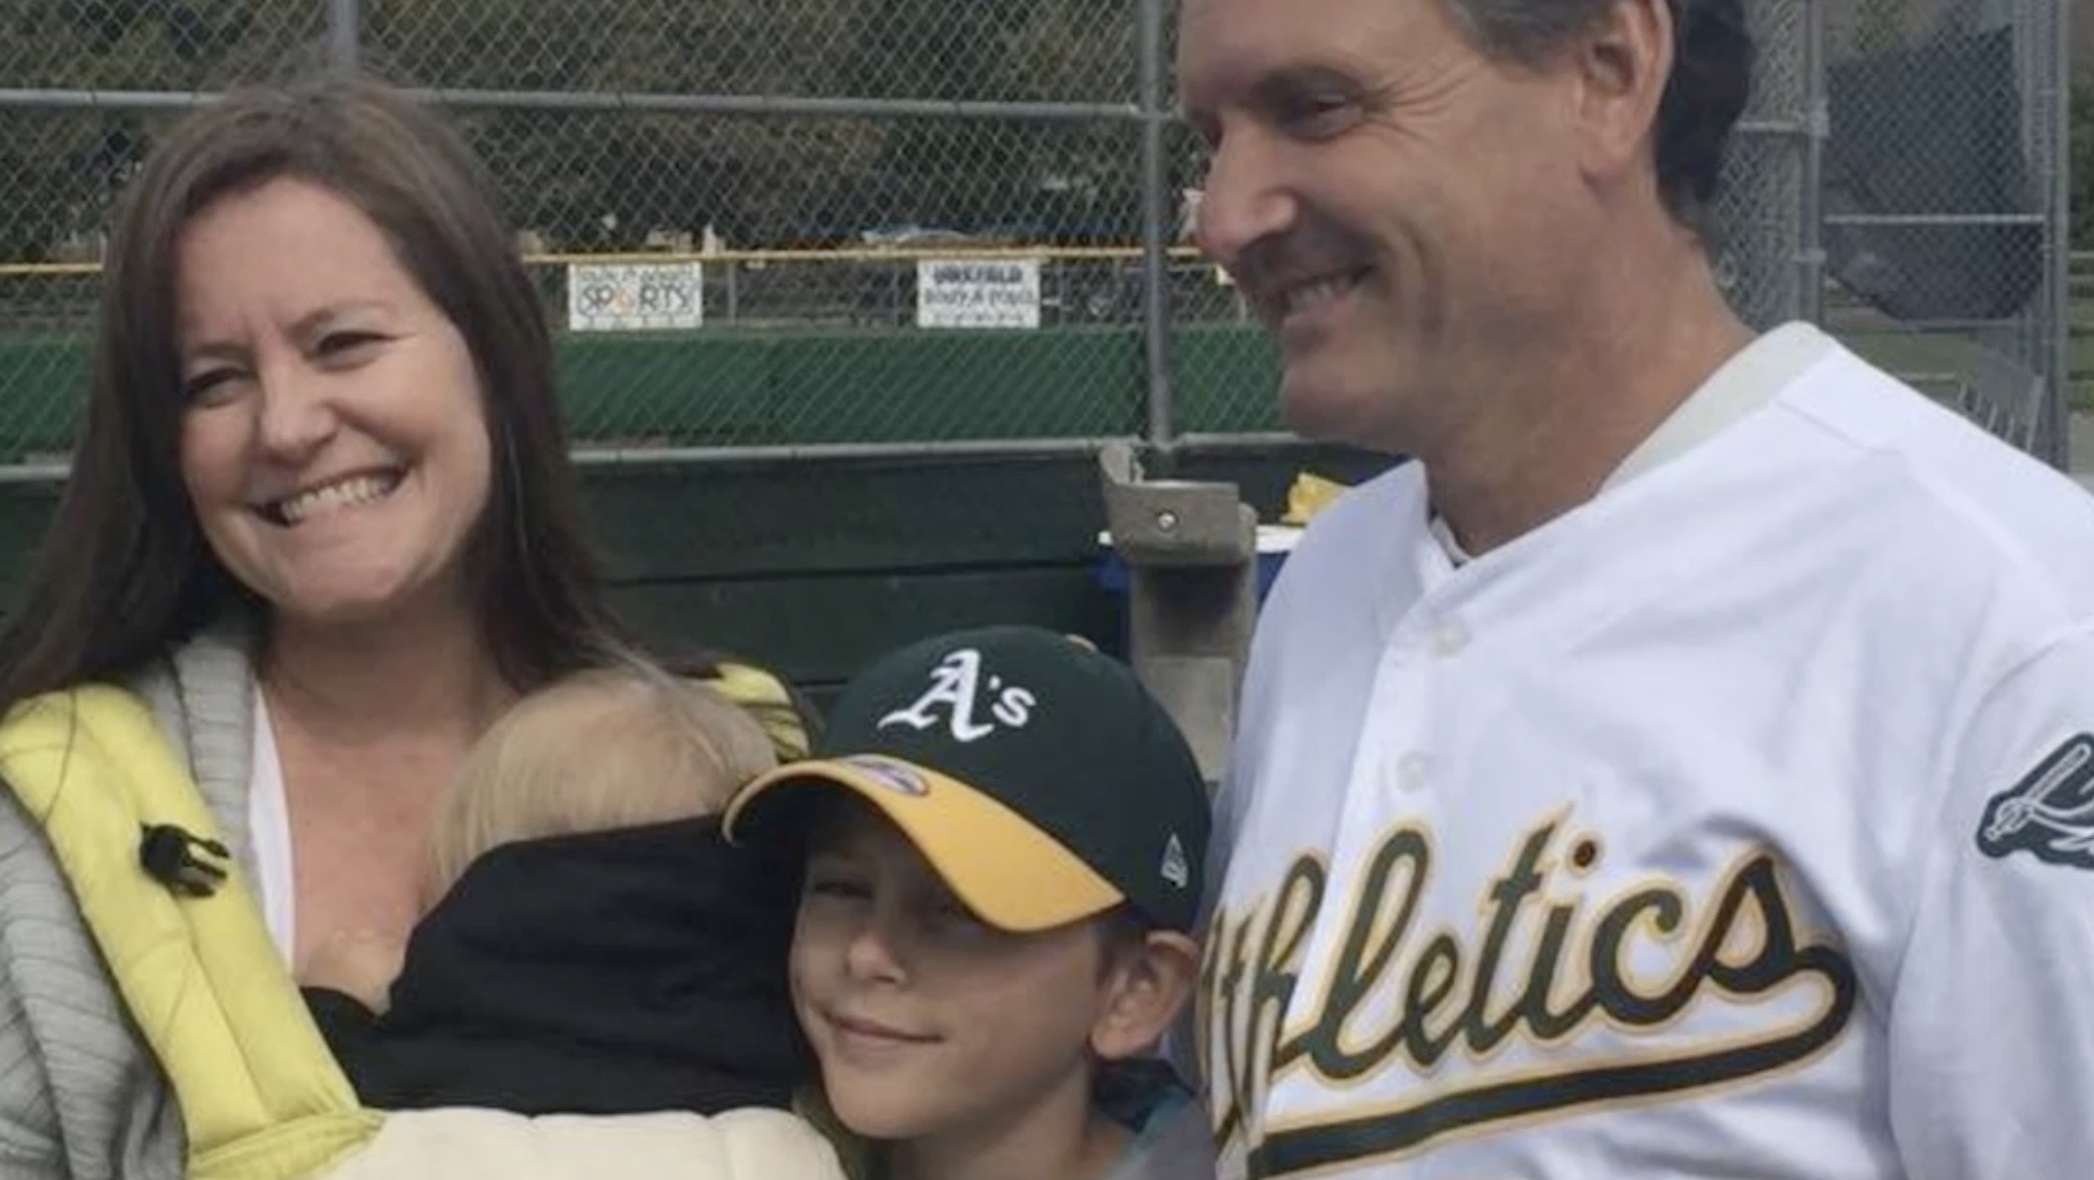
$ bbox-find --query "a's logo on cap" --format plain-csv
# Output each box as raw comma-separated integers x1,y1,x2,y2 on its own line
1160,833,1190,890
877,648,1036,745
839,755,930,797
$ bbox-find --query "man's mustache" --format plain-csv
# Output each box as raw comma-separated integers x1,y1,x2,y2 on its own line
1223,224,1374,300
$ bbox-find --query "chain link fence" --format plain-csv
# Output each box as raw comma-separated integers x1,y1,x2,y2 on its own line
1816,0,2069,461
0,0,2070,470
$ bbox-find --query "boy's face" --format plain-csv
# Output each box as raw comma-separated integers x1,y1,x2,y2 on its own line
789,798,1118,1141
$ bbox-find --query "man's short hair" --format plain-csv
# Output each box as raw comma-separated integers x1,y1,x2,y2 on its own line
1443,0,1754,240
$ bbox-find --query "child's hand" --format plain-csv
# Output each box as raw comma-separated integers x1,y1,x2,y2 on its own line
302,929,407,1015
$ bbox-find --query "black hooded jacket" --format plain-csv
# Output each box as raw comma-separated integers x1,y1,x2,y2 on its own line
305,817,811,1116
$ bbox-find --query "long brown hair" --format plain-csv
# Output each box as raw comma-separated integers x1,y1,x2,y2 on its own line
0,72,629,711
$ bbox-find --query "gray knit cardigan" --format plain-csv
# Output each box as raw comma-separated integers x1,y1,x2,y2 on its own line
0,619,258,1179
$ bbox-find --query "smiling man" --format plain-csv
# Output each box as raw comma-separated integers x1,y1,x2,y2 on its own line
1178,1,2094,1178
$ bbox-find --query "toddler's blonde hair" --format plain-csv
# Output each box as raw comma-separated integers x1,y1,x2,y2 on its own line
427,664,780,901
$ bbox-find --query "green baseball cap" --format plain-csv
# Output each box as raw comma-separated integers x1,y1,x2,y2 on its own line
723,625,1210,933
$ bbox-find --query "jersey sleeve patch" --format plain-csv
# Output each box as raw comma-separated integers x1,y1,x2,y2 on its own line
1977,734,2094,872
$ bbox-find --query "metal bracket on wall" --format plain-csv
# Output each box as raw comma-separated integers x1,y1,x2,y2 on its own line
1097,440,1258,790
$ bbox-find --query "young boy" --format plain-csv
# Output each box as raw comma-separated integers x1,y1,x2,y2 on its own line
724,625,1218,1180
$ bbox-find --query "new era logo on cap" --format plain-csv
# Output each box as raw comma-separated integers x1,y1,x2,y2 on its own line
1161,833,1190,890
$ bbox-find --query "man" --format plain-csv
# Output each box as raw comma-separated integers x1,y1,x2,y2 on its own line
1177,1,2094,1178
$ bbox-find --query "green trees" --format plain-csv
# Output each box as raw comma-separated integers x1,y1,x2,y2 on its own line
0,0,1144,261
1851,0,1910,55
0,0,318,262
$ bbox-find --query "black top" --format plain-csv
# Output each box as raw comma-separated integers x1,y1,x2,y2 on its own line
306,817,810,1116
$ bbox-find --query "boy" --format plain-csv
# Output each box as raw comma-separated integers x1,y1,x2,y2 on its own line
724,625,1218,1180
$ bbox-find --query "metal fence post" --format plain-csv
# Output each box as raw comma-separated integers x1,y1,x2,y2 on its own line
2044,0,2072,469
1137,0,1176,455
1797,0,1827,325
1097,441,1258,789
327,0,360,70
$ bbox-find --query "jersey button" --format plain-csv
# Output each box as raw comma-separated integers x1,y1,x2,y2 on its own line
1395,753,1430,793
1431,619,1469,657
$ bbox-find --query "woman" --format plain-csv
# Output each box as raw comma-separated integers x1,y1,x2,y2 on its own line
0,74,802,1180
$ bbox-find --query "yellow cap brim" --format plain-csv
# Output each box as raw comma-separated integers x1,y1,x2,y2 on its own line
724,754,1123,933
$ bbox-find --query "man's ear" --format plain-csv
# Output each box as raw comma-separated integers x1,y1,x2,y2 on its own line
1572,0,1675,188
1092,931,1201,1061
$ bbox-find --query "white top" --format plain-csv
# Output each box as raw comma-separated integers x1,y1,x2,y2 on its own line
1205,322,2094,1179
1427,321,1834,564
247,685,296,962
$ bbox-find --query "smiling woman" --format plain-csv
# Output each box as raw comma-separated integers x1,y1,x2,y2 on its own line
0,73,811,1180
173,175,496,631
20,72,610,695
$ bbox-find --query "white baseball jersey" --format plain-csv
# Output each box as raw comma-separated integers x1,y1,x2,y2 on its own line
1200,323,2094,1179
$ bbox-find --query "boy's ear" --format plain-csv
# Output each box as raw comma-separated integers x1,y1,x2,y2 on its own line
1091,930,1201,1061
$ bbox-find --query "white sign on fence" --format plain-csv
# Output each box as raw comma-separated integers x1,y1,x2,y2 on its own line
915,258,1041,329
567,262,704,331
